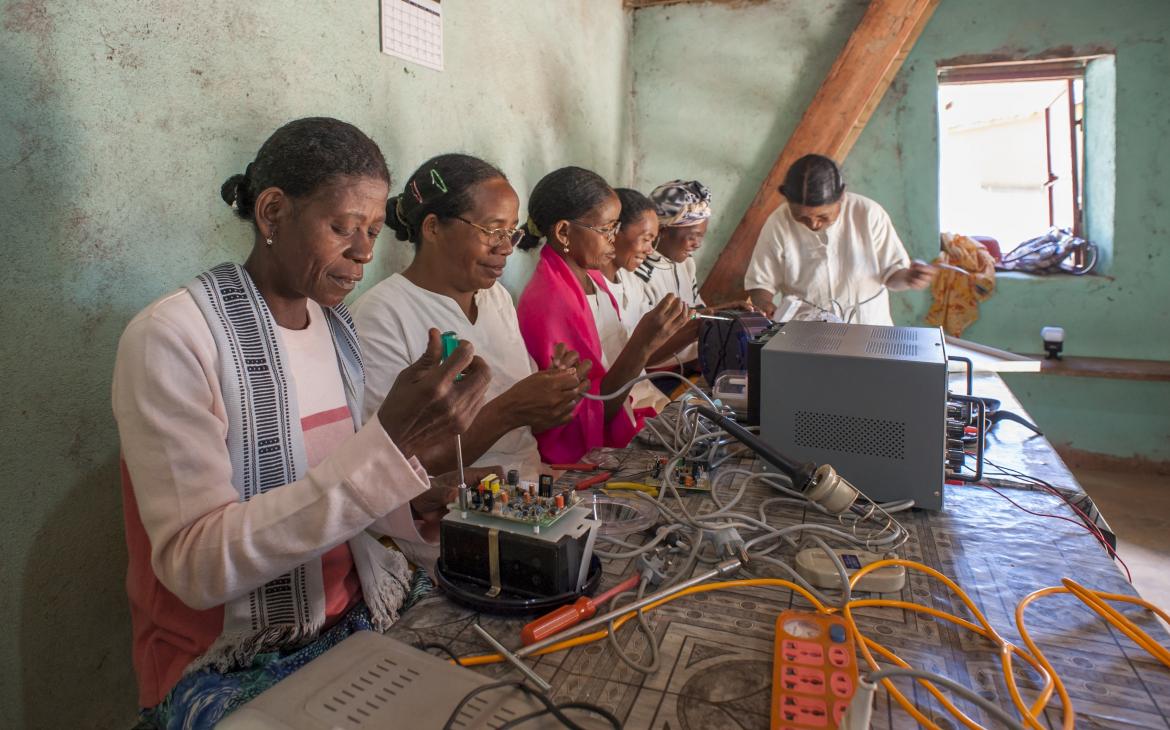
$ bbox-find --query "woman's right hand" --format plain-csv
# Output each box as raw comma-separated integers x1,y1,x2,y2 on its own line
377,329,492,458
629,294,691,356
501,351,591,435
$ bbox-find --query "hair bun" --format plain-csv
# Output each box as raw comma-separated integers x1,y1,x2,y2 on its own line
385,195,413,242
220,173,247,207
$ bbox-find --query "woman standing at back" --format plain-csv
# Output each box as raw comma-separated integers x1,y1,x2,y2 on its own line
515,167,690,463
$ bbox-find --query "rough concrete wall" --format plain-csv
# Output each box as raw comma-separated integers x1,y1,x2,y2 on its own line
0,1,631,726
628,0,869,274
630,0,1170,461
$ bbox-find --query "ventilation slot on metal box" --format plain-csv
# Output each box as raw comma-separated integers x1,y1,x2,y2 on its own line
797,335,843,353
868,328,917,341
863,341,920,357
794,411,906,460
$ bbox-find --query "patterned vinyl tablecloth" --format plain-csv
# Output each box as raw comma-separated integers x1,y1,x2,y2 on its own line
388,435,1170,728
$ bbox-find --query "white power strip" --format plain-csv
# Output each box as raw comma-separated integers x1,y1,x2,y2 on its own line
795,548,906,593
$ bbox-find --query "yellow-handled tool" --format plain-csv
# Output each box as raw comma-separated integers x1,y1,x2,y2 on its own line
602,482,660,498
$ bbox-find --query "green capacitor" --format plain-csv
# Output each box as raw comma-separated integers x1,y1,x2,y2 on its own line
440,331,459,360
440,330,464,380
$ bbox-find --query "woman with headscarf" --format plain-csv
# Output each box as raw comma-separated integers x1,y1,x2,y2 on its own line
635,179,712,309
744,154,934,324
112,118,492,727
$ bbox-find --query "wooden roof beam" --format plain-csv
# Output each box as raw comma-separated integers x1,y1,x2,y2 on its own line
700,0,940,303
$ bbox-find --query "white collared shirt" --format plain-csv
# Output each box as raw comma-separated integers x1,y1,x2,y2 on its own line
744,192,910,325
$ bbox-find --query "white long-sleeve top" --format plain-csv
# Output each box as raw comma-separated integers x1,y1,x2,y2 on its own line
635,254,705,308
113,289,429,706
744,192,910,325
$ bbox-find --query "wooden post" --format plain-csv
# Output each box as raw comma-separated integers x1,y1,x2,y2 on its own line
700,0,939,303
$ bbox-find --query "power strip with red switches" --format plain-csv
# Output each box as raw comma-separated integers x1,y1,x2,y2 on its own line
771,609,859,729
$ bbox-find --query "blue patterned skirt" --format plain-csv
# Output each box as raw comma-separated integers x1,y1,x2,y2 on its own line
139,570,435,729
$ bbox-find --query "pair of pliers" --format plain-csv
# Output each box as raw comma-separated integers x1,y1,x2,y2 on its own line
603,482,660,498
551,462,613,491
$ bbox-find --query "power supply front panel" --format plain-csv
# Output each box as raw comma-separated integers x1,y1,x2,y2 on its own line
758,322,948,510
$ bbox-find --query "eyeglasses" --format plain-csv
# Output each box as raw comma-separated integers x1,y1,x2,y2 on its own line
452,216,524,248
569,219,622,242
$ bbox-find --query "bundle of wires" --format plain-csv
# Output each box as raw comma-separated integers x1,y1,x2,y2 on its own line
450,559,1170,729
454,374,1170,728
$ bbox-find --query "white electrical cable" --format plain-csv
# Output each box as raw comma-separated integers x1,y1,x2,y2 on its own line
581,371,717,409
573,369,913,678
864,667,1027,730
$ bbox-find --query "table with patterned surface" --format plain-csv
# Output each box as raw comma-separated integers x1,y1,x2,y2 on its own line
387,376,1170,729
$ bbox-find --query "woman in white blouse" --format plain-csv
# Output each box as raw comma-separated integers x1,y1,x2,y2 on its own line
745,154,934,324
353,154,590,479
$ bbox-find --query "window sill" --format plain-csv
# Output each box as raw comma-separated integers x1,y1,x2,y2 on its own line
1024,355,1170,382
994,271,1113,282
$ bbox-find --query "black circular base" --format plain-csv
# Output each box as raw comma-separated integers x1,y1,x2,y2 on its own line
434,555,604,616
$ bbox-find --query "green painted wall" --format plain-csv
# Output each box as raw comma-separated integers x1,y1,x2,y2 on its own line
630,0,1170,462
0,1,631,726
4,0,1169,726
629,0,868,260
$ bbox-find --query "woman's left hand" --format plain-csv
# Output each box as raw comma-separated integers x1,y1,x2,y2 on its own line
411,465,502,534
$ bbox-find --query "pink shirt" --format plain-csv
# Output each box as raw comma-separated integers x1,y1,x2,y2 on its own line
113,292,429,707
516,246,641,463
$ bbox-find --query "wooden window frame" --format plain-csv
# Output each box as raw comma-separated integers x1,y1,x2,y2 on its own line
939,59,1089,267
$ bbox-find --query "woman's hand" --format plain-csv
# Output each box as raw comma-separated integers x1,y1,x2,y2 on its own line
410,465,502,537
886,261,937,291
500,346,591,435
377,329,492,459
747,288,777,318
628,294,691,356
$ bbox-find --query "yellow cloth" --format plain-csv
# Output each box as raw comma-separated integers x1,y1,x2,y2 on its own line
925,233,997,337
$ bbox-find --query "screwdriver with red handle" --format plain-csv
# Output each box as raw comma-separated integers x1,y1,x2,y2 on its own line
520,574,641,646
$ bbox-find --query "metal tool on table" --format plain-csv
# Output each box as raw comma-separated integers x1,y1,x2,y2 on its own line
551,462,614,491
472,623,552,693
515,558,743,659
520,574,641,646
602,481,659,498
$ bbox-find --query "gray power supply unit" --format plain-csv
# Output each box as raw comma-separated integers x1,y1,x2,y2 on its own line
758,321,948,510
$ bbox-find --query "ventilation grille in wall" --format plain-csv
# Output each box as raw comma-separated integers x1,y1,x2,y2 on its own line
307,654,531,729
794,410,906,461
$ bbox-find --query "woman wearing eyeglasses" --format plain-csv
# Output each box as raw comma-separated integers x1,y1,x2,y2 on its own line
353,154,590,482
516,167,691,463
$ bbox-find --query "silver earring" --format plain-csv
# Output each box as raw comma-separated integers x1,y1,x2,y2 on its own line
562,243,570,254
265,237,273,247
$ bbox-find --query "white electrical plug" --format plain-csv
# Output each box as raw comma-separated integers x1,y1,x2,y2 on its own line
839,676,876,729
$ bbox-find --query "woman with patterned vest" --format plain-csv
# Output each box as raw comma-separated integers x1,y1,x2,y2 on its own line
112,118,492,728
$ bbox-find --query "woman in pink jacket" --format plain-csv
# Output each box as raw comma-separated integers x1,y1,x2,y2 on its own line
515,167,690,463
